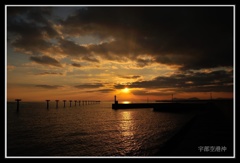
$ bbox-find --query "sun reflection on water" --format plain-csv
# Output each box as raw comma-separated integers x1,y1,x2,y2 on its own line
118,111,140,155
120,111,134,136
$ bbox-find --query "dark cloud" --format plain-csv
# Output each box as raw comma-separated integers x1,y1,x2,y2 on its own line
119,75,141,79
26,8,52,25
8,18,53,52
35,84,63,89
71,63,81,67
75,83,104,89
7,7,58,55
7,7,52,17
136,58,153,67
85,88,114,93
61,7,233,70
131,89,176,96
30,55,62,67
115,70,233,93
8,7,233,70
82,55,99,63
35,72,63,75
59,39,88,56
97,88,114,93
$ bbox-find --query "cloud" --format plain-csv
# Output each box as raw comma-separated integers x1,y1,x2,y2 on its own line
7,7,52,17
71,63,81,67
82,55,99,63
97,88,114,93
85,88,114,93
131,89,177,96
60,7,233,70
35,84,63,89
35,72,63,75
30,55,62,67
7,65,15,71
136,58,153,67
8,7,233,71
119,75,141,79
7,7,58,54
74,83,104,89
115,70,233,93
58,39,88,56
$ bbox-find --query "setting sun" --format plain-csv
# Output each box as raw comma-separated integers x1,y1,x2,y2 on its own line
122,87,130,93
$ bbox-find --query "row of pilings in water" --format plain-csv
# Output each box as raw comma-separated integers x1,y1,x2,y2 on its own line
14,99,101,111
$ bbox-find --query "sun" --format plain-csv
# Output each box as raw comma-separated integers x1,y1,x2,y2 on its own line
122,87,130,93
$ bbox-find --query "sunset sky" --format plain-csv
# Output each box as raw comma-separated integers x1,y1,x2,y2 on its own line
6,6,234,102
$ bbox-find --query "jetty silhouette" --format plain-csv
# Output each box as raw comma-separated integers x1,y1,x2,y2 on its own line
112,95,216,112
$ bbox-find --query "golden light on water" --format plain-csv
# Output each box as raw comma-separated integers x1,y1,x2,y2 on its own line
120,111,134,137
118,111,140,154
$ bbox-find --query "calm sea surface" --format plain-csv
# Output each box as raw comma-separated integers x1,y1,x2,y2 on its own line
7,101,193,157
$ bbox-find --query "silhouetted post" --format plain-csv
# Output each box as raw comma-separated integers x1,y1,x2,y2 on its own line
79,100,81,106
114,95,118,104
69,100,72,107
74,100,77,106
46,100,50,109
55,100,59,108
15,99,21,112
63,100,66,108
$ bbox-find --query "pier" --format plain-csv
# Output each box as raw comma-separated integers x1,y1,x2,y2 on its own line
112,96,213,112
14,99,101,111
41,100,101,109
112,102,213,112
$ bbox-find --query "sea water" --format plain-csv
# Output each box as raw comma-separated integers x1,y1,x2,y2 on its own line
6,101,193,157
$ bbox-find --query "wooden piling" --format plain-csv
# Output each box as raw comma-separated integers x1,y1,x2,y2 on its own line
63,100,66,108
15,99,21,112
55,100,59,108
46,100,50,109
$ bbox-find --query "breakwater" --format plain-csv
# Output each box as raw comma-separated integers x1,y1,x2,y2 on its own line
112,102,214,112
